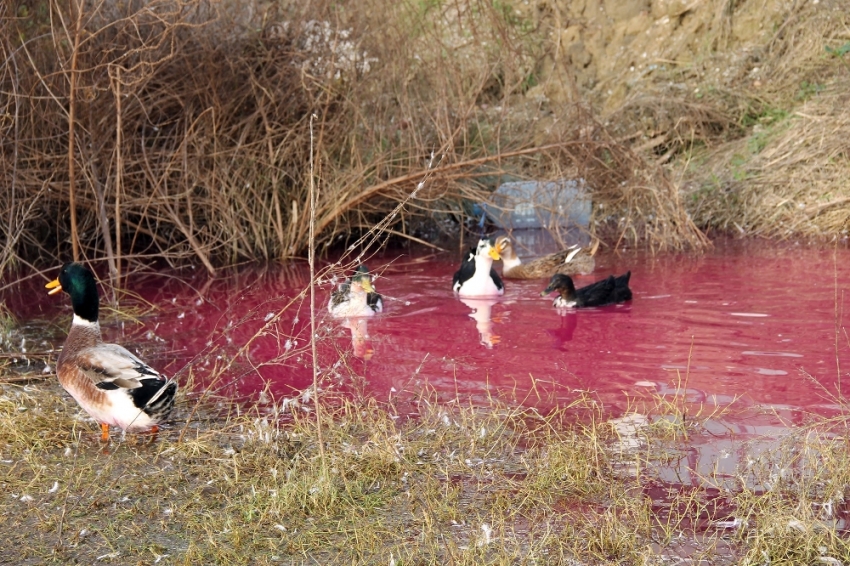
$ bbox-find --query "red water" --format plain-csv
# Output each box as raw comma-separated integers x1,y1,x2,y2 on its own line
8,237,850,428
8,236,849,529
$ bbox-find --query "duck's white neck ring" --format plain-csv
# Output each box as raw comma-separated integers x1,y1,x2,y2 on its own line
72,314,100,328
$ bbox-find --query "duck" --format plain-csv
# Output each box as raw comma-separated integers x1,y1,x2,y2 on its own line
540,271,632,308
494,235,598,279
45,262,177,441
452,238,504,297
328,265,383,317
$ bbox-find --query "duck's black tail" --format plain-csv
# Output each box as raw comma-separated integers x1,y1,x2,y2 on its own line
130,378,178,422
614,271,633,302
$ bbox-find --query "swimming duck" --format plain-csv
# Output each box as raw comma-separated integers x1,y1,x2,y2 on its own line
540,271,632,308
452,238,504,297
328,265,383,317
494,235,597,279
46,263,177,441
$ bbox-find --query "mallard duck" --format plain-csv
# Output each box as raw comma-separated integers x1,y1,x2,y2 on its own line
328,265,383,317
540,271,632,308
46,263,177,441
494,235,597,279
452,238,504,297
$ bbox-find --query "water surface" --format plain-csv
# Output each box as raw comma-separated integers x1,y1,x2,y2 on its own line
8,237,850,429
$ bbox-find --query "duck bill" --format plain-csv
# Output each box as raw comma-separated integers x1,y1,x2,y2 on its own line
45,278,63,295
540,280,560,296
488,248,501,261
360,279,375,293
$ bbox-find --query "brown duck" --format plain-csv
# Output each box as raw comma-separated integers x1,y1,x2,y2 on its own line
494,235,598,279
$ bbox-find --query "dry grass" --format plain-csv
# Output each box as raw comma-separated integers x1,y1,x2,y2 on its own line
686,84,850,238
680,0,850,238
4,358,850,565
2,247,849,563
0,0,709,280
2,0,849,275
601,0,850,241
0,380,621,565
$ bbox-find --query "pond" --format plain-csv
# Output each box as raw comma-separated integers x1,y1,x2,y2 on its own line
6,236,850,440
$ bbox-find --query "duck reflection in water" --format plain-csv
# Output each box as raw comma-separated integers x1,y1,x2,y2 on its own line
341,317,374,360
458,297,501,349
546,311,578,351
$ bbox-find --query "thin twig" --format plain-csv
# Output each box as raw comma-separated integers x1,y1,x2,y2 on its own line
66,0,84,262
309,112,327,474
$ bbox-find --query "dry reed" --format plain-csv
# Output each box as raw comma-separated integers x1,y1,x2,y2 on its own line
599,0,850,240
0,0,709,279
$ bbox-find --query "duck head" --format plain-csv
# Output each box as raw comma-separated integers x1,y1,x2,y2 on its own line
350,265,376,293
477,238,501,261
494,236,515,260
45,262,100,323
540,273,576,300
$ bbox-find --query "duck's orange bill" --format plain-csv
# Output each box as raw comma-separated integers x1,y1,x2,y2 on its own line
45,278,63,295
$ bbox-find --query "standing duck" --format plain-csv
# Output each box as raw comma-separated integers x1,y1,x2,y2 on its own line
494,235,597,279
46,263,177,441
452,238,504,297
328,265,383,317
540,271,632,308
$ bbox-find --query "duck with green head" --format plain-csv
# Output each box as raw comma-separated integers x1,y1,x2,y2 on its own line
328,264,383,318
46,263,177,441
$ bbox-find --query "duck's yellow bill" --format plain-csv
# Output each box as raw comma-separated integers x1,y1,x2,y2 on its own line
488,248,501,261
45,278,63,295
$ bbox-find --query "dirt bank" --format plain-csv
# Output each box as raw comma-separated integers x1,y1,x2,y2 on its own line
527,0,850,239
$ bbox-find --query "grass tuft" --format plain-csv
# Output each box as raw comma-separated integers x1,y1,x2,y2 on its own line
5,374,850,564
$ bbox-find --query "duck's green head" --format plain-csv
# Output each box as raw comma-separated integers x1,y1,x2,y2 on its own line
351,265,375,293
46,262,99,322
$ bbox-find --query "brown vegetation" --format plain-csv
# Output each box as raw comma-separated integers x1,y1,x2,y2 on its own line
1,0,847,276
0,0,712,278
4,369,850,564
566,0,850,239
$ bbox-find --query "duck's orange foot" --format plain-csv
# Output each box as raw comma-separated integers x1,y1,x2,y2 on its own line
145,425,161,444
100,423,110,443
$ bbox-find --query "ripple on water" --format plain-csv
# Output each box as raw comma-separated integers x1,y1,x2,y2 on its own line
7,238,850,422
